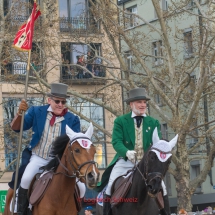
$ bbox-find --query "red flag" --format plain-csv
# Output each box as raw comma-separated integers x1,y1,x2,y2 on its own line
13,2,41,52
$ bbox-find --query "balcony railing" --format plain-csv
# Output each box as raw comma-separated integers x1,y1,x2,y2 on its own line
60,64,106,85
59,16,100,34
1,62,44,82
5,15,42,32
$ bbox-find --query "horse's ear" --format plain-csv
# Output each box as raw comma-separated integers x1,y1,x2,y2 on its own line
85,122,94,139
66,125,76,140
152,127,160,145
169,134,178,149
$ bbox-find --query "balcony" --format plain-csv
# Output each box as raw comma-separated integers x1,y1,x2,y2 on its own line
60,64,106,85
59,16,100,34
5,15,42,32
1,62,44,82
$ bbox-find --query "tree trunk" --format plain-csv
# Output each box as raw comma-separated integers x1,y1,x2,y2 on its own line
175,178,192,212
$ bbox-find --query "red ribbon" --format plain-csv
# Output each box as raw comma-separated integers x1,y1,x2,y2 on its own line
50,108,68,126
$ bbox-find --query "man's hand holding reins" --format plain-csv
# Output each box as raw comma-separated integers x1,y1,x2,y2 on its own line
126,150,136,163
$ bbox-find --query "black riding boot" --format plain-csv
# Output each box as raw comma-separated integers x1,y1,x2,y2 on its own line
17,187,28,215
103,194,111,215
163,195,171,215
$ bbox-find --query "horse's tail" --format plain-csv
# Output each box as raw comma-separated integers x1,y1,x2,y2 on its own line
3,188,14,215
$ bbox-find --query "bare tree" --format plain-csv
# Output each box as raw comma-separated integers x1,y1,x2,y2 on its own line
1,0,215,212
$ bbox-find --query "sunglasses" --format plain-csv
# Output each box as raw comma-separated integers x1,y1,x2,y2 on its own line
51,98,67,105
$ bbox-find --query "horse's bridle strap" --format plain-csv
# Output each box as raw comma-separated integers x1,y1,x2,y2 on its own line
69,136,91,144
151,147,171,154
56,155,76,177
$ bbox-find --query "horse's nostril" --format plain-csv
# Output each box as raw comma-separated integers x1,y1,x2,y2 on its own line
87,172,94,179
147,185,153,191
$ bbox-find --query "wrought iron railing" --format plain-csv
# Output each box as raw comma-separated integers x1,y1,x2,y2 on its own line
59,16,100,34
1,62,44,82
60,64,106,80
5,15,42,31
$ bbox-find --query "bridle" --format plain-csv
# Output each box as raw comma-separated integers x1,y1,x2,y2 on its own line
56,136,97,180
135,147,171,197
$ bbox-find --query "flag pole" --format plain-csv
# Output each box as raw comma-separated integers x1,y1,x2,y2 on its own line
11,50,32,215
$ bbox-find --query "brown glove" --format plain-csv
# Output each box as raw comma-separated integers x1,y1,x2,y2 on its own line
11,99,28,130
18,99,28,114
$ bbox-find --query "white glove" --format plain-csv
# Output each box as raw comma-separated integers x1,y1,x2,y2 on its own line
161,180,167,196
126,150,136,162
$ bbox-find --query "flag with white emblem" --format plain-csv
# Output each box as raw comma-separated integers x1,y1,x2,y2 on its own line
13,2,41,51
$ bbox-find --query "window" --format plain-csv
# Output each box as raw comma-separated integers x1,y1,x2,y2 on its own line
69,98,106,169
1,42,43,80
190,160,202,193
124,51,133,71
61,43,104,79
161,123,168,140
162,0,168,11
59,0,87,17
3,97,44,171
125,5,137,28
184,30,193,57
152,40,163,66
186,0,195,9
5,0,38,16
154,94,162,106
59,0,98,32
189,116,198,148
154,0,168,18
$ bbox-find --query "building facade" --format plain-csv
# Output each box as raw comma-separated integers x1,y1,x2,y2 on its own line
0,0,120,213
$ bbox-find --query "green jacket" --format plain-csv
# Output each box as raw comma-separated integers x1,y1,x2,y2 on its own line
95,112,161,192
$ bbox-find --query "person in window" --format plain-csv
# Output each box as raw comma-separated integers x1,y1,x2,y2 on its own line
86,51,93,78
95,88,171,215
9,83,84,215
70,66,75,79
94,66,100,76
77,55,85,79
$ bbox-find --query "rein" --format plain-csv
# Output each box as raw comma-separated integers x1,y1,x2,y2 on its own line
135,147,171,198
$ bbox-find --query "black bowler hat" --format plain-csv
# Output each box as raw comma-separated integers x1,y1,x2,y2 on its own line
124,88,150,104
46,83,69,99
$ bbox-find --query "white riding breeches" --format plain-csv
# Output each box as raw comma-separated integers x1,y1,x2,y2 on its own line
21,154,52,189
105,158,168,196
105,158,134,195
20,154,86,197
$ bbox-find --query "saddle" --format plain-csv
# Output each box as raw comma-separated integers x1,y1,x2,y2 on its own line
109,168,164,210
110,170,134,208
28,171,54,206
28,171,81,212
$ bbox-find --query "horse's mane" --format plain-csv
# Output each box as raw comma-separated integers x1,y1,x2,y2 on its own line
42,134,70,171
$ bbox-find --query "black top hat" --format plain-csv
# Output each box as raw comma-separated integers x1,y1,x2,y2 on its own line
46,83,69,98
124,88,150,104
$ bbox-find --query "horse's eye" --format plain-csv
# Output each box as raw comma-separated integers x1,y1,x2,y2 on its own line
74,148,80,153
150,153,156,161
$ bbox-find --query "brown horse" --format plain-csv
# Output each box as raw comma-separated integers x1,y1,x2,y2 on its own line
4,123,100,215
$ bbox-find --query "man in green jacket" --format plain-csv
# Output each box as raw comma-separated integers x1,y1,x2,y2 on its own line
96,88,170,215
